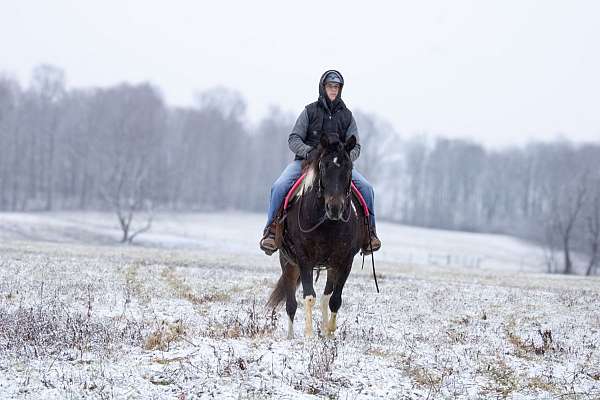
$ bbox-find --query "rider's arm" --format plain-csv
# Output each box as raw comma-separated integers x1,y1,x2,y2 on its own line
347,116,361,162
288,109,312,159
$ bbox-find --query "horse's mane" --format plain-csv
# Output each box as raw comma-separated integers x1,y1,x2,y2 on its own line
300,158,318,191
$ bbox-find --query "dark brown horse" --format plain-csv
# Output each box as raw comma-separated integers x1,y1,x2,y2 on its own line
268,133,367,338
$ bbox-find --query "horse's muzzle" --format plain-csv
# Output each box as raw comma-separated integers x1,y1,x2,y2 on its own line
325,198,345,221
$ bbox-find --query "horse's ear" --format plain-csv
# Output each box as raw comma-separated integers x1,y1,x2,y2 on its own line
345,135,357,153
320,133,329,149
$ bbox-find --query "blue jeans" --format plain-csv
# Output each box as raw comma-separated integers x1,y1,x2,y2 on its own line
266,160,376,228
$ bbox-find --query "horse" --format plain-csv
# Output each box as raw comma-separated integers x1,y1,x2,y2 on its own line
267,132,368,339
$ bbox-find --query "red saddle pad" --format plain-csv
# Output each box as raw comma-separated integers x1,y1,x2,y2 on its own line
283,173,369,217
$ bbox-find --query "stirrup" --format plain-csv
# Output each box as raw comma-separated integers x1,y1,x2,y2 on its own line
260,226,278,255
361,232,381,256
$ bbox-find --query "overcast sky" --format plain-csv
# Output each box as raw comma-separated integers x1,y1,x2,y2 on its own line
1,0,599,147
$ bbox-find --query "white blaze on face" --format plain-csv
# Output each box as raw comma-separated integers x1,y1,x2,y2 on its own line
333,157,340,167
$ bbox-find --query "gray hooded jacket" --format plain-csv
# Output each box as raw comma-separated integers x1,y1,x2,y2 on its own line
288,70,361,161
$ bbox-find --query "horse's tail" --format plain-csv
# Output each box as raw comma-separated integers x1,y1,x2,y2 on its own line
267,274,288,310
267,262,300,310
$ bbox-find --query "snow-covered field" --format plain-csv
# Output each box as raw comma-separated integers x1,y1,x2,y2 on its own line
0,212,598,399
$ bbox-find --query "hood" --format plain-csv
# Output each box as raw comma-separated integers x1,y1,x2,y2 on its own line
318,69,344,112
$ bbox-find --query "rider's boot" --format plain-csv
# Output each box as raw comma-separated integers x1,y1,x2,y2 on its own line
362,225,381,255
259,222,278,256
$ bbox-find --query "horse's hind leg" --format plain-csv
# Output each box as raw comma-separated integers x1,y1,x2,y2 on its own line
321,269,336,335
281,260,300,339
299,265,317,337
327,262,352,336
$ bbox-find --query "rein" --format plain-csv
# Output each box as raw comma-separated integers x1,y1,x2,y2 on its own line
361,221,380,293
297,188,327,233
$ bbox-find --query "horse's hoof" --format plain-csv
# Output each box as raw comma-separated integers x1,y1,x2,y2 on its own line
326,313,337,336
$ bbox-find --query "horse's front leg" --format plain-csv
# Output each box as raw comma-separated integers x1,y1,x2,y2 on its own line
299,264,317,337
321,269,336,335
327,262,352,336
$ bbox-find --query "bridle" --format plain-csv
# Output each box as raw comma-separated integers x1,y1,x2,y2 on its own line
298,156,352,233
316,159,352,202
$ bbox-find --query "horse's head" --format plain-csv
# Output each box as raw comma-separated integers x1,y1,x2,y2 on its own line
307,132,357,221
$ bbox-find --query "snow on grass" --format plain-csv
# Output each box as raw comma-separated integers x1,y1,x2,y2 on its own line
0,211,548,272
0,212,598,399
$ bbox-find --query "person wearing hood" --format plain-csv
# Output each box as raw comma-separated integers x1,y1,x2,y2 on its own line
260,70,381,255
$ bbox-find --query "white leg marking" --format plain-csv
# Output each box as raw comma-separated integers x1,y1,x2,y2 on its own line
304,295,315,337
327,312,338,336
321,294,331,334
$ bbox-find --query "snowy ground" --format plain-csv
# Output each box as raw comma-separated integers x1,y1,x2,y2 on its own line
0,212,598,399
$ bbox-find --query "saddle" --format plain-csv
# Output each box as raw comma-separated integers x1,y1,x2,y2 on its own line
274,173,370,247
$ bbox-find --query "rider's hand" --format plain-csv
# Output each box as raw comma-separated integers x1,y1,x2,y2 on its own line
306,148,318,161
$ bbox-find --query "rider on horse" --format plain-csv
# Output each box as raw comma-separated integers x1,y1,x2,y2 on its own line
260,69,381,255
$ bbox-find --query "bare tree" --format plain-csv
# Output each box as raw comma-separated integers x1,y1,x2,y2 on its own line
95,84,164,243
547,173,587,274
0,77,21,210
353,111,393,183
102,165,154,244
31,65,66,211
585,179,600,276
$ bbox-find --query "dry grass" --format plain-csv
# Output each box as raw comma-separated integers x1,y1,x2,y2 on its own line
144,320,186,351
204,298,277,339
308,339,339,379
527,375,558,393
366,346,392,358
393,350,452,397
409,365,444,388
506,319,557,357
479,358,520,398
151,355,190,365
124,261,151,304
446,328,468,344
160,266,230,305
0,292,146,360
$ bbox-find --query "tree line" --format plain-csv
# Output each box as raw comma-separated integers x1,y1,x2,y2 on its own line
380,137,600,275
0,65,598,274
